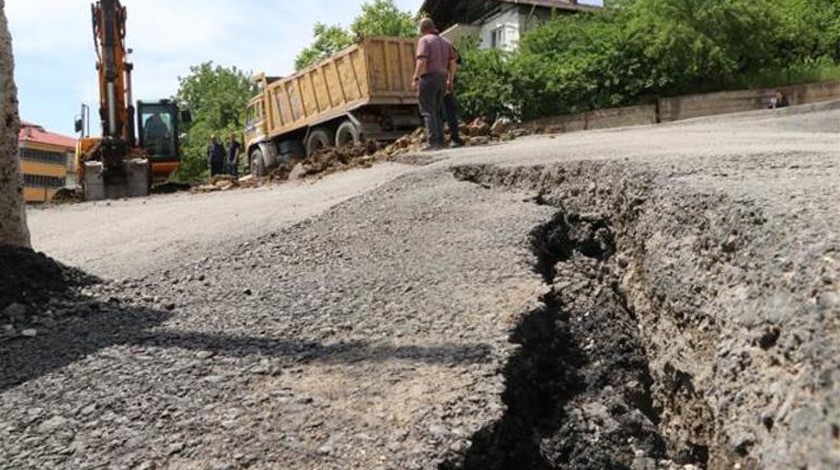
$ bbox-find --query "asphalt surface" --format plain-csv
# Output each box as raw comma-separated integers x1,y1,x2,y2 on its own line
26,163,412,279
4,102,839,469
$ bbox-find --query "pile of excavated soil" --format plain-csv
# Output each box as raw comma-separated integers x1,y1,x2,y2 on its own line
0,246,102,338
0,246,95,312
211,120,531,192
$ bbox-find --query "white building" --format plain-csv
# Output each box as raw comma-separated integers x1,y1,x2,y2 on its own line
421,0,599,51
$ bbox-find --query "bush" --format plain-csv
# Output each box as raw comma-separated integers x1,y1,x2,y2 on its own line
456,40,516,122
454,0,840,123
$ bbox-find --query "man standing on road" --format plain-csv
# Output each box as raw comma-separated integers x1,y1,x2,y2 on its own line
227,134,242,179
207,135,225,177
413,18,457,151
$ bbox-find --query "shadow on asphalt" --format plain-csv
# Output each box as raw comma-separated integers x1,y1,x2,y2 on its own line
0,306,171,394
1,307,491,394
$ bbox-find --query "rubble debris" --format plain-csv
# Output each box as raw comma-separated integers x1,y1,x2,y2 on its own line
0,245,99,323
151,182,192,195
50,188,82,204
176,121,532,196
490,117,512,135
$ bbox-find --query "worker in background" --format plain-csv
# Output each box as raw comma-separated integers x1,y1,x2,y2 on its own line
207,135,225,177
413,17,457,151
227,133,242,179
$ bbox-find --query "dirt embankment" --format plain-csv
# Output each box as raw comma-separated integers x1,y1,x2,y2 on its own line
0,247,100,331
445,162,839,469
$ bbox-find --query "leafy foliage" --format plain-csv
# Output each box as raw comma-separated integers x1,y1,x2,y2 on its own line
455,0,840,122
351,0,417,38
174,62,254,181
294,23,354,71
455,39,515,122
295,0,417,70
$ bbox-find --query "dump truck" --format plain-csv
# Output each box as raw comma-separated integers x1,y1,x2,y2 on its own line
244,36,421,176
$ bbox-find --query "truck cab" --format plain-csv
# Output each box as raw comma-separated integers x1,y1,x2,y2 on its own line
137,100,187,182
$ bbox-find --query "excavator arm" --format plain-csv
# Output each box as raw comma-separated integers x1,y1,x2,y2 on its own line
92,0,135,156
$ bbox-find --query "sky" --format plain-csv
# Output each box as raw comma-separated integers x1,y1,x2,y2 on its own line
7,0,424,136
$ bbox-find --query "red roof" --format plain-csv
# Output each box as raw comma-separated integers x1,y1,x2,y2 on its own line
19,121,76,149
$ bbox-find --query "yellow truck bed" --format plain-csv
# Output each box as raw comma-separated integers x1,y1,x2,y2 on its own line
255,36,418,139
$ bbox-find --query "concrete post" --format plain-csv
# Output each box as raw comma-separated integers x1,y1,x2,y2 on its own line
0,1,29,248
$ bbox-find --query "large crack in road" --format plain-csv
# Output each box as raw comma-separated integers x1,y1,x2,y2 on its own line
447,156,840,469
3,105,839,469
444,209,680,469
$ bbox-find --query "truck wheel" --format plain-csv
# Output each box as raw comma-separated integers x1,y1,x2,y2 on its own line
250,148,266,177
335,120,361,147
306,128,334,156
278,140,306,161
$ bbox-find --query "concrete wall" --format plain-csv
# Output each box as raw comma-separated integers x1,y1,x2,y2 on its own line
0,2,30,248
659,80,840,122
524,104,658,134
521,80,840,135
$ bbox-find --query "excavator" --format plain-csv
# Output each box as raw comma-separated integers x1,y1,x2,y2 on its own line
75,0,189,201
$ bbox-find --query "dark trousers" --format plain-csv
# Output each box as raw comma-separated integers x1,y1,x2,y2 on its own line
419,73,447,147
228,162,238,178
443,93,462,143
209,158,224,176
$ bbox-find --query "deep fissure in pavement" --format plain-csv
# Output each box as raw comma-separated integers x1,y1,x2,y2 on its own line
443,210,680,469
444,164,715,469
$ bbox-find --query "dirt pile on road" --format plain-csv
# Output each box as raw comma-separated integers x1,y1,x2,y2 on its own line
0,245,101,337
193,175,241,193
233,121,530,188
0,246,95,311
292,139,383,179
50,188,83,204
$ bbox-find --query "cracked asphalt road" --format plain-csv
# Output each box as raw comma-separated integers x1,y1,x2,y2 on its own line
4,102,839,469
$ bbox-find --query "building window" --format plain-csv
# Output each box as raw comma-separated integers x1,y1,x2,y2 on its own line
490,26,505,49
19,147,68,164
23,174,66,189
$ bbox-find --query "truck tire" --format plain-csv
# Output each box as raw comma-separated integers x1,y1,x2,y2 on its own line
306,128,334,156
250,148,266,177
335,120,361,147
278,140,306,161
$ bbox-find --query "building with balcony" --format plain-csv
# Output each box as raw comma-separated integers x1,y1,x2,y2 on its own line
18,121,76,203
421,0,599,51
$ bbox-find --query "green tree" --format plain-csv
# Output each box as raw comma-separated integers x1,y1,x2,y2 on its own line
351,0,417,38
295,0,417,71
175,62,254,181
294,23,354,71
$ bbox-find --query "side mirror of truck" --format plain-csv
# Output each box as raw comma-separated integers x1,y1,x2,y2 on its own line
74,118,83,134
180,110,192,124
